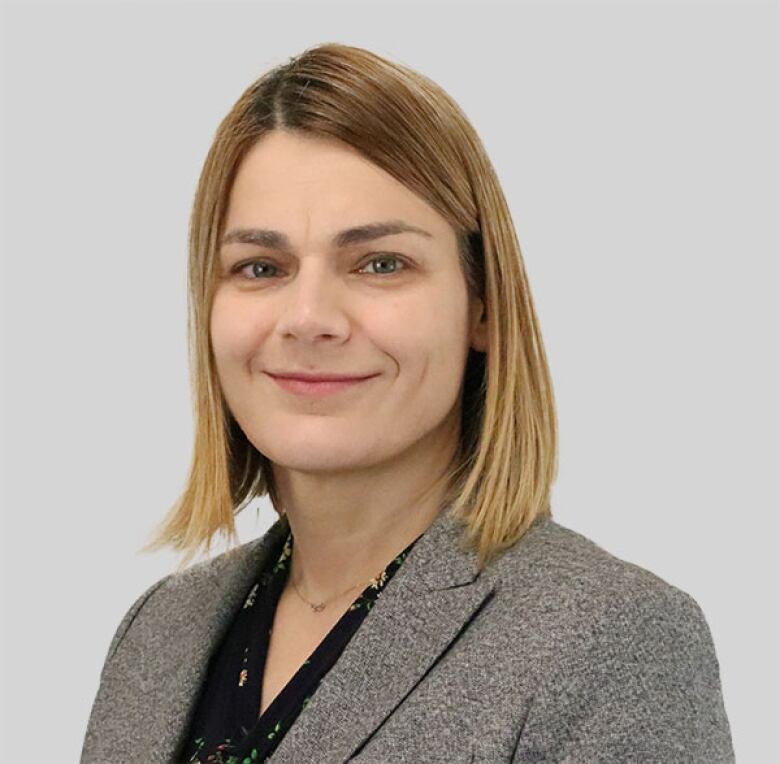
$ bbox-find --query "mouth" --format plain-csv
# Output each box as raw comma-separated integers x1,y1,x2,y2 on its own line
265,372,379,397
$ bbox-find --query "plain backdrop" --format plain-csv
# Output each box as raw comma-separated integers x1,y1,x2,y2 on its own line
0,0,777,761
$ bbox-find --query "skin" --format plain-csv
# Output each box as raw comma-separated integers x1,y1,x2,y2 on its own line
211,129,488,609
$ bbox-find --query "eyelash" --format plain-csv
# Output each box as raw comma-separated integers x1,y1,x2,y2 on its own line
229,254,411,281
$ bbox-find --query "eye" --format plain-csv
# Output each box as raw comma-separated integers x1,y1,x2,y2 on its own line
231,260,280,280
230,254,409,281
357,254,409,276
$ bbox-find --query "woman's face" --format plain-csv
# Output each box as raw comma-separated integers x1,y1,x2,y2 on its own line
211,130,487,476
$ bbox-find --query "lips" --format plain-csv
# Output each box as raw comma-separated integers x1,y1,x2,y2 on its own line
266,371,378,397
266,371,377,383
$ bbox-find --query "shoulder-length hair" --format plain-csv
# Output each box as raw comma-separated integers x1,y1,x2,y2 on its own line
141,42,558,573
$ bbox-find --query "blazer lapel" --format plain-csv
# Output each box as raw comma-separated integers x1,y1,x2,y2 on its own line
269,506,496,763
90,506,492,763
147,516,291,762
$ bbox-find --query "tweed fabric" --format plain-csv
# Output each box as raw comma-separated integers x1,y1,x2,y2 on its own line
81,508,734,762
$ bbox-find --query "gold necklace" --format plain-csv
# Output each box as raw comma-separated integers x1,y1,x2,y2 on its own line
290,575,366,613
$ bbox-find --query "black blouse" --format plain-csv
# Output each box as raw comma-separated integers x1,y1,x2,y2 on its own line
180,523,424,763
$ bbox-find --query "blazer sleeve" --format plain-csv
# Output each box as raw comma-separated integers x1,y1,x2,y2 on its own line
512,586,735,763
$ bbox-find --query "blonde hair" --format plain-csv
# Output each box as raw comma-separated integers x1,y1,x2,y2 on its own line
141,42,558,573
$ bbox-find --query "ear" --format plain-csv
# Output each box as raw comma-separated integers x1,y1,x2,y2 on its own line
468,295,488,353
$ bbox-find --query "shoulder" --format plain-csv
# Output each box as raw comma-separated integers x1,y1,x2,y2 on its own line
103,520,286,666
491,518,734,760
494,515,704,609
487,517,715,668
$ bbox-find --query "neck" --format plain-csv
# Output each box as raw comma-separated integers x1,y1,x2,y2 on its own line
272,436,456,605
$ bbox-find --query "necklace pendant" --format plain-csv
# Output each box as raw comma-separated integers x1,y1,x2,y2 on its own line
311,602,326,612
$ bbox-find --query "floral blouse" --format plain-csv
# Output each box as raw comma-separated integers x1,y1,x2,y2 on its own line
179,523,424,763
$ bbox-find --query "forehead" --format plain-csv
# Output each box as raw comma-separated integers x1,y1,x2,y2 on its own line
224,131,453,245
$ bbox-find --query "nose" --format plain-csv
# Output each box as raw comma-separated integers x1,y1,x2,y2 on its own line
273,261,351,343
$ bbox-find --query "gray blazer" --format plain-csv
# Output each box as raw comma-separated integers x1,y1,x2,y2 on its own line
81,509,735,763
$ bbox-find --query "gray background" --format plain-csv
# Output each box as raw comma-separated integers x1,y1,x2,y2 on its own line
0,0,777,761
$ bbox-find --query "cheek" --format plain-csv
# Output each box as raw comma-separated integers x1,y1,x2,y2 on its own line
426,299,472,393
210,292,264,366
210,309,238,372
392,289,470,360
379,307,469,410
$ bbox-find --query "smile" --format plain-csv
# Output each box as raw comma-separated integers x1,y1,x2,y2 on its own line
265,373,378,397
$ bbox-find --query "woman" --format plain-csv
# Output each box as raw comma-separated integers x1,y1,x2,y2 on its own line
81,43,734,763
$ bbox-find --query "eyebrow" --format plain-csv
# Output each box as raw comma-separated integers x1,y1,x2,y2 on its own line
220,219,434,252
